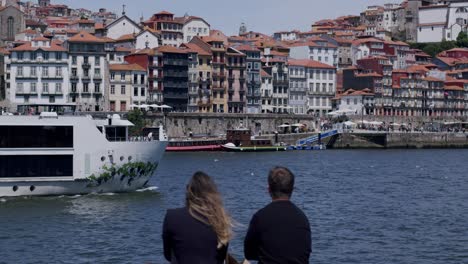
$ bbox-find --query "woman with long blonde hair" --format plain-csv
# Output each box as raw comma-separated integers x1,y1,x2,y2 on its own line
162,171,233,264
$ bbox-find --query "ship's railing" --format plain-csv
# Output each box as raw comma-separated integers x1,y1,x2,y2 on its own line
129,136,158,142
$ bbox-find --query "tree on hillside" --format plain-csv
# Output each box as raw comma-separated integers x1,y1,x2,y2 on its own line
440,39,456,51
456,31,468,47
127,109,146,136
422,44,443,57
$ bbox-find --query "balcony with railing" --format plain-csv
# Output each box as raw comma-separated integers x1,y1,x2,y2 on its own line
164,92,188,100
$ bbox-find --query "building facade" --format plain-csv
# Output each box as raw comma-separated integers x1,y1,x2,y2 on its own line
108,63,147,111
7,37,70,113
65,31,107,112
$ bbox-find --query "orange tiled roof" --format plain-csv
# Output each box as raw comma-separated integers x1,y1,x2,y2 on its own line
157,45,188,54
11,41,66,52
181,43,212,56
260,69,271,77
68,31,105,43
116,33,136,42
288,59,335,69
109,63,146,71
444,85,463,91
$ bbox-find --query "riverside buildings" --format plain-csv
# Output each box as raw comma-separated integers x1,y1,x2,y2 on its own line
0,2,467,117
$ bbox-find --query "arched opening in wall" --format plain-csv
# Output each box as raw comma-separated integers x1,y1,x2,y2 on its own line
7,16,14,40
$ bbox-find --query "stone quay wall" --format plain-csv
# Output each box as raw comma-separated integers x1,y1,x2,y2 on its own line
145,113,319,138
333,132,468,149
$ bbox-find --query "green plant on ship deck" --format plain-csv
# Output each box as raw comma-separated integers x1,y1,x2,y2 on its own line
85,162,158,187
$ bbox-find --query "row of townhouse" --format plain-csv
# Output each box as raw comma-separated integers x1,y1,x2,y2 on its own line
340,57,468,117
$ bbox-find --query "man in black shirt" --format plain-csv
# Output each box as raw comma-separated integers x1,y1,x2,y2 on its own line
244,167,311,264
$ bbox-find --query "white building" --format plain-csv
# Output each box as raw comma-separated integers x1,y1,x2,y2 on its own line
260,69,273,113
338,88,375,115
15,28,41,42
181,16,210,43
7,37,70,113
288,59,337,116
289,39,338,67
445,2,468,41
105,15,142,40
417,2,468,42
417,4,449,42
351,37,385,65
135,29,160,50
273,31,299,41
288,60,308,115
108,63,147,112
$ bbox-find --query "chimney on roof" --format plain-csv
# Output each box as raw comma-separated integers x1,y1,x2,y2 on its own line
122,4,126,16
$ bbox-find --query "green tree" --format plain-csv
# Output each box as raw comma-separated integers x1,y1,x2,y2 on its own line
422,44,442,57
456,31,468,47
127,109,146,136
440,39,456,50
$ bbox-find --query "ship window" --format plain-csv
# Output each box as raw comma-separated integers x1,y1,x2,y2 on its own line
0,126,73,148
0,155,73,178
105,127,126,142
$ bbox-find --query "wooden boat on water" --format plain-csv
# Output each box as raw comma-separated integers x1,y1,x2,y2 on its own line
221,128,287,152
166,138,226,152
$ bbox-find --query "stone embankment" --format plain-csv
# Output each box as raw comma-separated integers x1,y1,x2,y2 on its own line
333,132,468,149
146,112,318,138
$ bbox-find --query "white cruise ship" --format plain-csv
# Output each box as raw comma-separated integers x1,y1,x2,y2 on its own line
0,113,168,197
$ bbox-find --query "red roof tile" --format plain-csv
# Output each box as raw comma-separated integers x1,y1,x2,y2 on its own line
288,59,335,69
68,31,105,43
109,63,146,71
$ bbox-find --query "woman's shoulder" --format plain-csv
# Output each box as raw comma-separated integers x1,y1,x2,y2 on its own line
165,207,190,219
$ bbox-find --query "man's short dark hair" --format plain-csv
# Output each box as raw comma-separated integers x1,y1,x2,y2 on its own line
268,167,295,199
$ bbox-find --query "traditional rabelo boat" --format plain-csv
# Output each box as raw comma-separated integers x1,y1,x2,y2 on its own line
221,128,287,152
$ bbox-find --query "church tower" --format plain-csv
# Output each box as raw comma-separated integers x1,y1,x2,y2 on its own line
38,0,50,7
239,22,247,36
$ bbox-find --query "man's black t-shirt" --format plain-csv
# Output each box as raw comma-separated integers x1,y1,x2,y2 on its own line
244,200,311,264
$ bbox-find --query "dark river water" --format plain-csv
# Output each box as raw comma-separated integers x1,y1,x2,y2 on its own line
1,150,467,264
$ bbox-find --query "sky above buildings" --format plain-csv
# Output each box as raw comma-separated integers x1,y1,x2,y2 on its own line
60,0,392,35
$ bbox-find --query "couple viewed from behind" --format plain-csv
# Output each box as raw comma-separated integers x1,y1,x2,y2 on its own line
162,167,311,264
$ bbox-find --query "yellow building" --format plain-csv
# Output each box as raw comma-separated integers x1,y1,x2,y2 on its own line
108,63,147,112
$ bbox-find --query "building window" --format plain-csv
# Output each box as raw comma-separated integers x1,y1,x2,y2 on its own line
134,87,138,96
55,83,62,93
7,17,14,40
55,67,62,77
83,83,89,93
17,82,23,93
71,83,76,92
42,83,49,93
95,68,100,76
42,66,49,77
94,83,100,93
43,52,49,60
17,66,23,76
49,96,55,103
95,56,100,66
56,52,62,60
121,85,126,95
72,56,77,65
111,73,115,80
31,83,36,92
121,73,125,80
17,52,23,60
111,85,115,94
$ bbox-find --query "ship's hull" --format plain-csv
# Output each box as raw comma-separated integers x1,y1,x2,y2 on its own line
0,175,153,197
166,144,223,152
